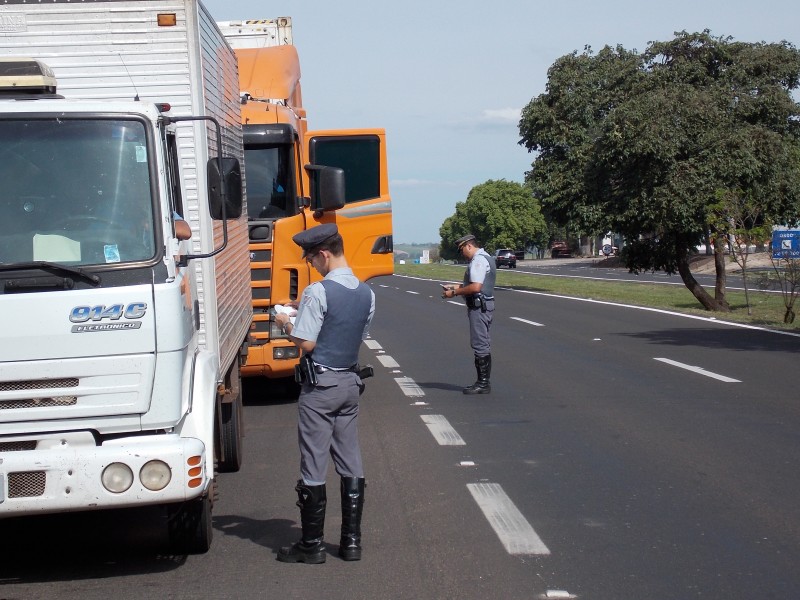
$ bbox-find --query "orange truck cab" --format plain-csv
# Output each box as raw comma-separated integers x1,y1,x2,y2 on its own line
218,19,394,377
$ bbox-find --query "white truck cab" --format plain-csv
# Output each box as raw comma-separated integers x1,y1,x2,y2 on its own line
0,0,251,554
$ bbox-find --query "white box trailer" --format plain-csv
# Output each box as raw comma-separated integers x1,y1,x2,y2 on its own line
0,0,251,553
217,16,293,49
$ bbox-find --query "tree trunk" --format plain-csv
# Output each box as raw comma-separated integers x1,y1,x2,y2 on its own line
675,245,731,312
713,238,730,311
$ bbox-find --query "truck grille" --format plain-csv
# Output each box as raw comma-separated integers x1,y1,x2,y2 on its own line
0,441,36,452
0,377,79,410
0,396,77,410
8,471,46,498
0,378,78,391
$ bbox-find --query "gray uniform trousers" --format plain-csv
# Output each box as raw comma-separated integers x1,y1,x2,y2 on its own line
467,299,495,357
298,369,364,485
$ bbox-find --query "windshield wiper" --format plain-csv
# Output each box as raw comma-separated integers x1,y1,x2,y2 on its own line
0,261,101,285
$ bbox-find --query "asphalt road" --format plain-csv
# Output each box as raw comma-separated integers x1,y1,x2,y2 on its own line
2,273,799,599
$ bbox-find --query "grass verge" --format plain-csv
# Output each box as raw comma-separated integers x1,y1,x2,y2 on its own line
393,263,799,333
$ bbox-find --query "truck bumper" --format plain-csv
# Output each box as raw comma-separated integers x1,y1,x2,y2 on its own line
0,434,209,517
242,342,298,378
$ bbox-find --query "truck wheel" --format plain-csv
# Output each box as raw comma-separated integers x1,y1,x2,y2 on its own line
167,493,213,554
217,388,243,473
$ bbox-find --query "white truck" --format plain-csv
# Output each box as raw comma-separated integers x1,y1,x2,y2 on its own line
0,0,251,553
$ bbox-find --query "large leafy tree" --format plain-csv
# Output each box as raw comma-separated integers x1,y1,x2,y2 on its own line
439,180,546,260
519,31,800,311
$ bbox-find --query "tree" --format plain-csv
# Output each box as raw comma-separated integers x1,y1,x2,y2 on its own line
710,191,773,315
439,180,547,261
519,31,800,311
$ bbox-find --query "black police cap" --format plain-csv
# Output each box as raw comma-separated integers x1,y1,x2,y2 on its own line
292,223,339,257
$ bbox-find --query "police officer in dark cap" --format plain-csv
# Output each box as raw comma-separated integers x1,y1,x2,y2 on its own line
441,234,496,394
273,222,375,563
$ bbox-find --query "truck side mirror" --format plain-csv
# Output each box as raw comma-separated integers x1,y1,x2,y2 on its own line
305,164,345,212
208,157,243,220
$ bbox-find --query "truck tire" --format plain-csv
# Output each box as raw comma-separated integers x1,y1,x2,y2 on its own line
167,493,213,554
217,388,243,473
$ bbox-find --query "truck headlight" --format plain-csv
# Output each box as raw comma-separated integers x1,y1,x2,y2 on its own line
140,460,172,491
274,346,299,359
102,463,133,493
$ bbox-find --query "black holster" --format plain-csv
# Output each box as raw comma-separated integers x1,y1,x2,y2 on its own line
294,354,318,386
466,293,487,312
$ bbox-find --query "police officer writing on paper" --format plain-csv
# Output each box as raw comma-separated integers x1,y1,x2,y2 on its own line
441,234,496,394
273,223,375,564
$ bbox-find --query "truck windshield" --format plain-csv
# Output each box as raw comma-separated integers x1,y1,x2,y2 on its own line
0,118,155,266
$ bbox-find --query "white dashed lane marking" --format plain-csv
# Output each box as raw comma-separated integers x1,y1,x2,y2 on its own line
394,376,425,397
654,358,741,383
369,334,553,562
377,355,400,368
510,316,545,327
467,482,551,556
420,414,466,446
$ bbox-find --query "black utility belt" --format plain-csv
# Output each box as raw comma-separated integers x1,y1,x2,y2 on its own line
465,293,494,311
314,364,358,374
296,354,374,386
316,364,374,379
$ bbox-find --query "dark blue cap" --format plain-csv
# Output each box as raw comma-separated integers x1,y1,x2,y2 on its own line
455,234,476,249
292,223,339,257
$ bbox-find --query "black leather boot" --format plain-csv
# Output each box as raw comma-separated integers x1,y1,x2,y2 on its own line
277,480,327,563
339,477,365,561
463,354,491,394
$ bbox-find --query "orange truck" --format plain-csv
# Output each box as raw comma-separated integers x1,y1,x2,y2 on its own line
217,18,394,378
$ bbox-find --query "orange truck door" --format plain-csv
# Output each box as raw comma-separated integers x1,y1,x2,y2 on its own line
304,128,393,281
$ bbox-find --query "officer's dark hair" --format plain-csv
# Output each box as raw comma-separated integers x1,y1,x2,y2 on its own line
311,232,344,257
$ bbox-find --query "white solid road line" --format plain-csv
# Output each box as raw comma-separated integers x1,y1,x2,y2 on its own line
654,358,741,383
467,482,551,555
510,316,545,327
420,414,466,446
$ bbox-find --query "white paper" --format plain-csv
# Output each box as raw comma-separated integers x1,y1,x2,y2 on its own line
274,304,297,324
33,234,81,262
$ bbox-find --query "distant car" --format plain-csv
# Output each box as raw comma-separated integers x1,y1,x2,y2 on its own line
494,248,517,269
550,241,572,258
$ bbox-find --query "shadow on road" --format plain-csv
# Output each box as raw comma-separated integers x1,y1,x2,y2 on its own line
214,514,344,560
0,507,186,584
243,376,300,406
622,327,800,351
415,381,464,392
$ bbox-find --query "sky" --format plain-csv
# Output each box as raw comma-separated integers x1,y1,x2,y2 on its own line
203,0,800,244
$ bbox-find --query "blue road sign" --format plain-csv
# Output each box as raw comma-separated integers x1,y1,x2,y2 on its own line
771,230,800,259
